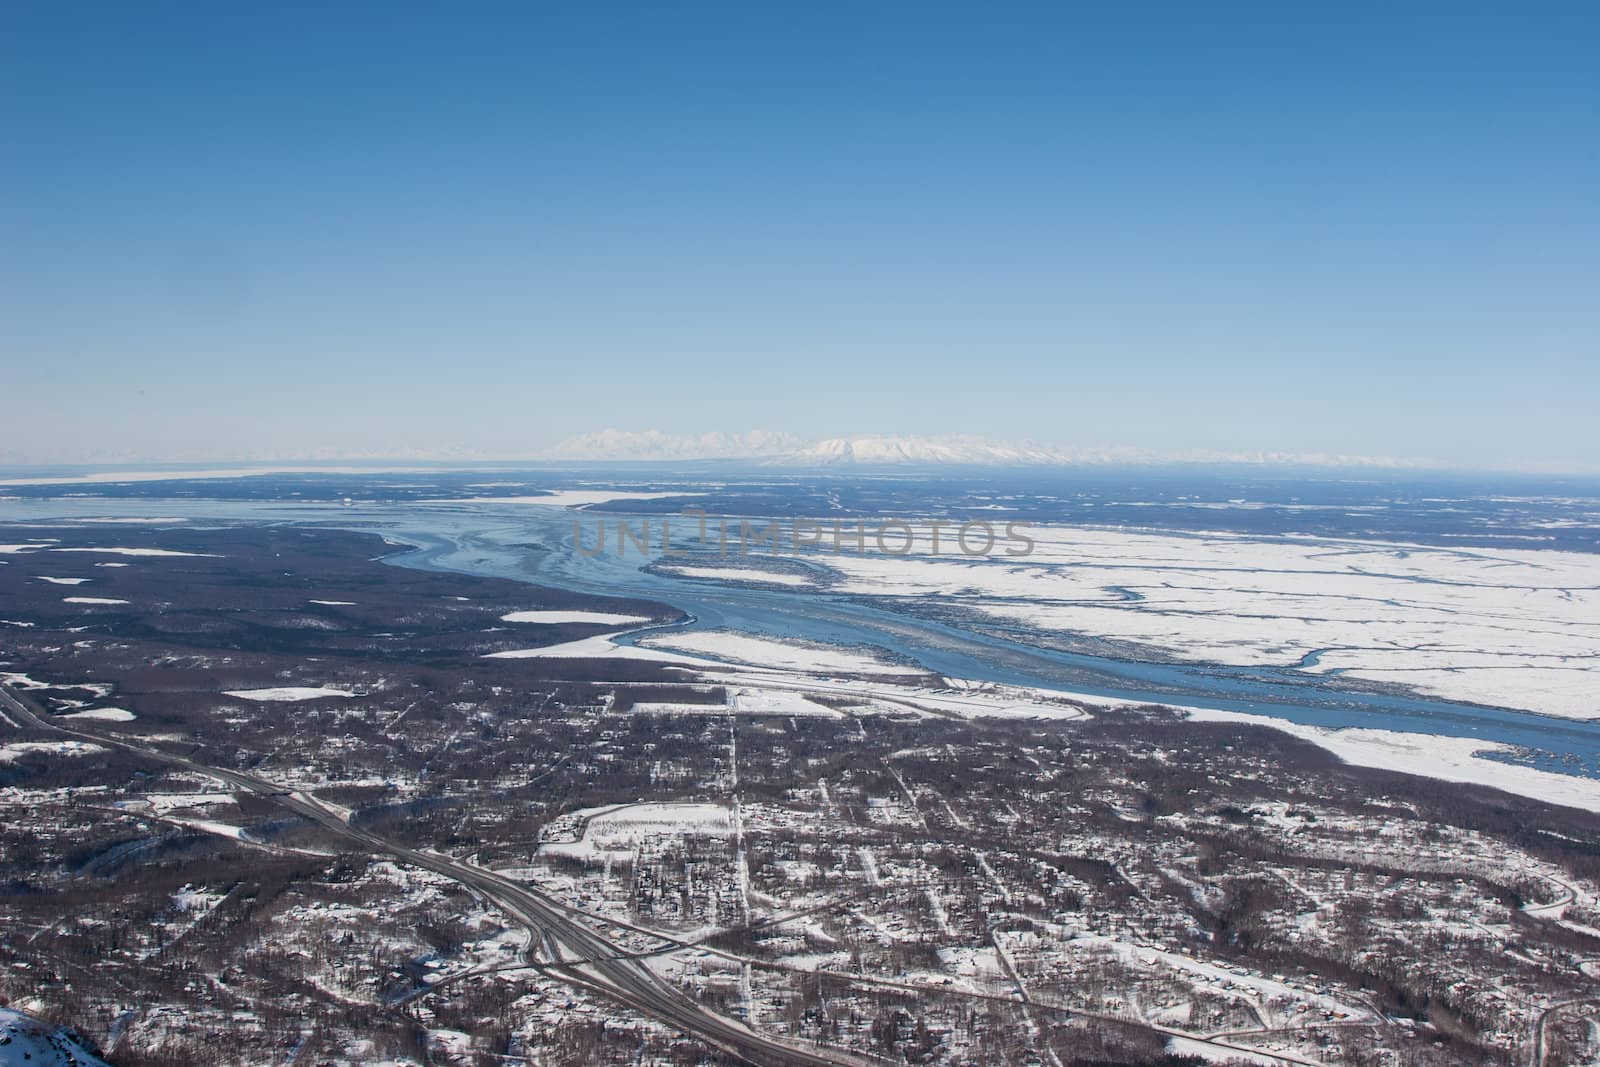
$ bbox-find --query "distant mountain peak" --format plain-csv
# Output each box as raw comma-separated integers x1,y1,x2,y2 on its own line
540,429,1434,469
775,435,1072,466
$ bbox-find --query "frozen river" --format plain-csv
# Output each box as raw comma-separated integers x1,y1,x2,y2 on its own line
5,495,1600,780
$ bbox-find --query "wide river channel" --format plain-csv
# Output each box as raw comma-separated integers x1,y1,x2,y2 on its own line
6,497,1600,780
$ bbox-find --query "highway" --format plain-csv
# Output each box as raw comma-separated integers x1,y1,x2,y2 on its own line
0,684,866,1067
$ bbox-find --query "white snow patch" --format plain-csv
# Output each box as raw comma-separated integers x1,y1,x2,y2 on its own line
1165,1036,1290,1066
639,630,922,676
486,634,698,663
500,609,653,625
729,688,841,716
223,686,354,702
51,547,218,557
660,565,815,587
0,1007,114,1066
804,523,1600,719
0,740,106,762
432,490,704,507
540,802,733,861
62,707,136,722
1185,707,1600,813
62,596,129,605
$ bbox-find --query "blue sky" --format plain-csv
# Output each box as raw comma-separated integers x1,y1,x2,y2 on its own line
2,3,1596,468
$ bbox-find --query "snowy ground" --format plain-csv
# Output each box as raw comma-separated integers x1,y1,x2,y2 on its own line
0,1007,113,1066
538,801,734,862
222,686,354,702
790,523,1600,719
657,564,816,587
61,707,136,722
499,609,653,625
432,489,705,507
1182,706,1600,813
50,546,218,557
637,630,923,676
486,633,695,663
627,688,842,717
0,740,106,763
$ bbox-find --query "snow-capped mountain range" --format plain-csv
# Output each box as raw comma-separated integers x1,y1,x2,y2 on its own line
542,430,1434,469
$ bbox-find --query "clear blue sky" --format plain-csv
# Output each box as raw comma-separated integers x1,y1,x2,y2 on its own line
2,3,1596,468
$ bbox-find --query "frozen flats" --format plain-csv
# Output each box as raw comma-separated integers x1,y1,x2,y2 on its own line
793,524,1600,720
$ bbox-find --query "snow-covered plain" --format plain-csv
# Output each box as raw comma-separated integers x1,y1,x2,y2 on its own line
0,466,434,487
62,707,136,722
0,1007,113,1066
0,542,58,553
1183,706,1600,813
486,627,919,676
223,686,353,702
499,609,653,625
539,802,734,862
433,489,704,507
800,524,1600,719
637,630,923,676
628,689,842,717
0,740,106,763
486,634,695,663
51,547,218,557
658,565,816,587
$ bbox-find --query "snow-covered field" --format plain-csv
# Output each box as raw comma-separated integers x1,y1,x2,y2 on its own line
0,465,433,487
637,630,922,676
223,686,353,702
0,1007,112,1066
658,565,816,587
486,627,919,677
117,792,234,815
499,609,653,625
628,688,841,717
61,707,136,722
800,524,1600,719
51,546,217,557
1183,706,1600,813
435,489,704,507
539,801,734,862
486,633,695,663
729,688,841,716
0,740,106,763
